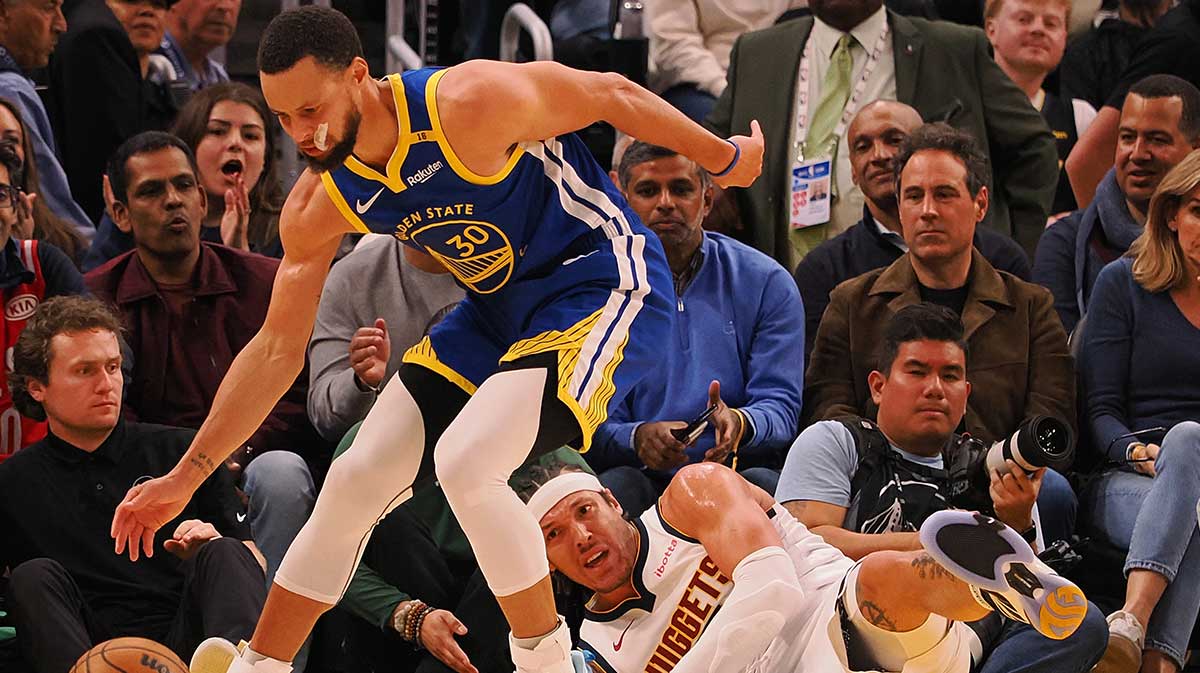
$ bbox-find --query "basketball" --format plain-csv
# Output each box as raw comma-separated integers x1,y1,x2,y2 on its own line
69,637,188,673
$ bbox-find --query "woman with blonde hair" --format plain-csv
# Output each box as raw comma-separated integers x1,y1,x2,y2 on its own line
1084,148,1200,673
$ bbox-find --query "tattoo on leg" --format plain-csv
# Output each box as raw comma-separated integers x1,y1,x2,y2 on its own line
911,553,957,583
860,600,898,631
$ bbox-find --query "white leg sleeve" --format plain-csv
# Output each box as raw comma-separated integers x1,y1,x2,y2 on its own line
435,368,553,597
672,546,804,673
273,374,426,604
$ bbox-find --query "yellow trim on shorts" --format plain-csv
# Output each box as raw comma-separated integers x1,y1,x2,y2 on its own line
500,309,627,454
403,336,478,395
425,69,526,185
344,74,412,192
320,172,372,234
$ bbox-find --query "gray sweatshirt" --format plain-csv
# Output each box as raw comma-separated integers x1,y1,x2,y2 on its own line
307,235,464,441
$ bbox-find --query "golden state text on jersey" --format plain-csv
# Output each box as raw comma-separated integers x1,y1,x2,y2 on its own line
319,67,647,296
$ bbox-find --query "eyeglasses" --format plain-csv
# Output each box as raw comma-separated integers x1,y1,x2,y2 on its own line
0,184,21,210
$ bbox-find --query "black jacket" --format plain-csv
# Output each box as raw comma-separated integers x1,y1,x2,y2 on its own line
48,1,171,223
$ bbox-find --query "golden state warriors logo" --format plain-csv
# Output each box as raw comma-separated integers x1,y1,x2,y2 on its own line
411,220,514,294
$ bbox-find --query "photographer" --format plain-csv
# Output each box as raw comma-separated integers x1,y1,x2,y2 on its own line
778,303,1105,672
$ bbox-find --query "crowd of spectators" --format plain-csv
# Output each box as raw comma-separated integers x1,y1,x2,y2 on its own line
0,0,1199,672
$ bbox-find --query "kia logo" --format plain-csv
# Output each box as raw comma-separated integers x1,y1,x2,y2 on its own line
5,294,38,321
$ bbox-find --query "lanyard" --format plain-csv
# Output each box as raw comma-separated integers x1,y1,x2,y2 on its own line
793,23,891,161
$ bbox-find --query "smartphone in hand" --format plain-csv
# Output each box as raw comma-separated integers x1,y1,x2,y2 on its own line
671,404,718,445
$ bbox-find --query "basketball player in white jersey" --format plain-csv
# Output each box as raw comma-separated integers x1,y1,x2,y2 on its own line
523,461,1089,673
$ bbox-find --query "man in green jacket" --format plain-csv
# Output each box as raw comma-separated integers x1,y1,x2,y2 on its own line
706,0,1058,267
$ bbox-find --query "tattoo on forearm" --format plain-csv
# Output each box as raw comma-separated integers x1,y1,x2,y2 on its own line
860,600,898,631
189,453,216,474
910,553,957,583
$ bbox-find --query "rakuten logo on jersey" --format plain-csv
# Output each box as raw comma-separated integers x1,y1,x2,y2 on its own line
406,160,444,186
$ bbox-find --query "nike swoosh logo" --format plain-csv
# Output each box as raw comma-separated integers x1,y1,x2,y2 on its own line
236,513,247,523
562,250,598,266
355,186,386,214
612,619,633,651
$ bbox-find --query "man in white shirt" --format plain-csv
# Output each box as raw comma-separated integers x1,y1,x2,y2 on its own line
985,0,1097,215
647,0,806,122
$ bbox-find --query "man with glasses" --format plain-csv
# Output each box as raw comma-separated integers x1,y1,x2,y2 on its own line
0,147,85,462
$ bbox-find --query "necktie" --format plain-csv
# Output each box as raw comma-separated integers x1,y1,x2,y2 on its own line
805,32,856,157
791,33,858,265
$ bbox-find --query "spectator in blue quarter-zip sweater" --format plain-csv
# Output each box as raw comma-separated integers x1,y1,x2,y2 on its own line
586,141,804,517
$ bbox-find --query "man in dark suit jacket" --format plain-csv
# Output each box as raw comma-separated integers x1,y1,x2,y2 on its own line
706,0,1057,268
47,0,175,223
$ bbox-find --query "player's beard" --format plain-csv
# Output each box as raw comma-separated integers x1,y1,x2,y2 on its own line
305,107,362,173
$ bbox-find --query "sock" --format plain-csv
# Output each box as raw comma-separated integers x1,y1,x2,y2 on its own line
513,618,564,649
235,648,292,673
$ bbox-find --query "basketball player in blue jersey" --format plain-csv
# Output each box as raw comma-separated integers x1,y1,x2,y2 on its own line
109,7,763,673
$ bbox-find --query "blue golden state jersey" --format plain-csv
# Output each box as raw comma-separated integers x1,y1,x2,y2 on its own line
319,67,675,450
320,67,648,296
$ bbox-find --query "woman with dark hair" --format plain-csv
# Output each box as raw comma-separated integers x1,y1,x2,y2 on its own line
84,82,285,271
172,81,286,257
0,99,87,265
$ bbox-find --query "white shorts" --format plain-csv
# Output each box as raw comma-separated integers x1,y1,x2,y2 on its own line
760,506,977,673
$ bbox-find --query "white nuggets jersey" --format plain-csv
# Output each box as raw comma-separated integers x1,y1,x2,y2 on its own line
578,504,736,673
578,505,973,673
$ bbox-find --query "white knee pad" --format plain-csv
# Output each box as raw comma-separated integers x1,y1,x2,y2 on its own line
435,368,553,596
274,375,426,604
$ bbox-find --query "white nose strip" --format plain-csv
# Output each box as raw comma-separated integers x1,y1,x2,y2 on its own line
314,122,329,151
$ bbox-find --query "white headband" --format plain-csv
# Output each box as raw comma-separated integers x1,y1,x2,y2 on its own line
526,472,604,521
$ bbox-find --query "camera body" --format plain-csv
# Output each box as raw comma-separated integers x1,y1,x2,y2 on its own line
945,416,1075,513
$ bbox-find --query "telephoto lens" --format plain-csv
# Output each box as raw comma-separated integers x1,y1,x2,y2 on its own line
984,415,1075,475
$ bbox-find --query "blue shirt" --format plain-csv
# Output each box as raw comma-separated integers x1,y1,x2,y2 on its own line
156,30,228,91
589,232,804,474
0,47,93,241
1081,257,1200,461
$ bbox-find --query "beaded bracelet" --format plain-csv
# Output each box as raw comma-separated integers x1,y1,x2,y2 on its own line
391,599,417,635
412,605,437,650
401,599,427,642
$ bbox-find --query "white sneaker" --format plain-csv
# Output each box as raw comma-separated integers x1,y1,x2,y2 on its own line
1093,610,1144,673
918,510,1088,640
189,638,240,673
511,618,575,673
191,641,292,673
